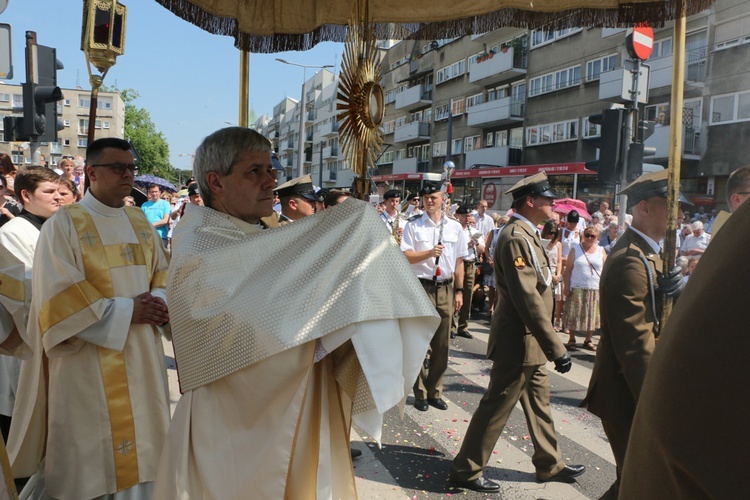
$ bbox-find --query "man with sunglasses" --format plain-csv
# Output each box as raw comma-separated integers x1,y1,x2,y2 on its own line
275,173,322,224
9,138,171,499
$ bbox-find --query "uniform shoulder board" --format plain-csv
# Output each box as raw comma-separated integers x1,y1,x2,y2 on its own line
408,214,421,222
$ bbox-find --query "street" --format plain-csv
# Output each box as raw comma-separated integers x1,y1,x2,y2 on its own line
163,312,615,499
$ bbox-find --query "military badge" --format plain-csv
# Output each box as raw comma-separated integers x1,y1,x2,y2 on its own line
514,257,526,269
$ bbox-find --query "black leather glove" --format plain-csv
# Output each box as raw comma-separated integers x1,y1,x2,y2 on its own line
554,352,572,373
657,265,684,299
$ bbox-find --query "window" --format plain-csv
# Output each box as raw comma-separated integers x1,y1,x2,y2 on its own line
510,128,523,148
495,130,509,146
64,99,71,106
487,86,508,102
451,97,465,116
649,37,673,60
525,119,578,146
433,141,447,157
710,90,750,125
466,93,483,109
78,119,89,135
464,135,481,152
529,65,580,97
12,94,23,108
485,132,494,147
436,59,466,85
381,119,396,135
95,119,102,129
421,144,430,161
0,93,9,102
582,116,601,138
586,54,618,81
645,103,671,126
63,139,71,146
78,96,90,108
453,138,463,155
434,103,450,121
63,119,70,127
530,27,582,48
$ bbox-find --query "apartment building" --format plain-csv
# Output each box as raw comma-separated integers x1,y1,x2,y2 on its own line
258,0,749,209
0,83,125,167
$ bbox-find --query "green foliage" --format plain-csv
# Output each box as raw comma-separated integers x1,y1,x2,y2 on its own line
119,89,171,176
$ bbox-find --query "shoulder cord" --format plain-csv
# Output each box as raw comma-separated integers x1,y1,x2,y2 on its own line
519,234,552,287
637,253,660,333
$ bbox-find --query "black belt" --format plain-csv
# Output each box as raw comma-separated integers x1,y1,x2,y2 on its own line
419,277,453,288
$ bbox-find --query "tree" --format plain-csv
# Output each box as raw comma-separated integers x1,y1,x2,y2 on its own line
119,89,171,177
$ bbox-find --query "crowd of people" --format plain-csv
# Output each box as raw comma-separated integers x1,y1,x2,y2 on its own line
0,129,747,499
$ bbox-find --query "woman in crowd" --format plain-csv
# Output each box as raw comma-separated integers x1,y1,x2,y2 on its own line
562,225,606,351
0,174,21,227
0,153,18,198
541,221,564,330
683,257,699,284
57,177,81,205
599,219,620,254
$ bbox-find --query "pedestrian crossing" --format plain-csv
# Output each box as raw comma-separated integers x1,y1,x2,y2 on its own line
162,315,615,499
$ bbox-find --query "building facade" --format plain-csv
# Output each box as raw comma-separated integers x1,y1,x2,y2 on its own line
0,84,125,167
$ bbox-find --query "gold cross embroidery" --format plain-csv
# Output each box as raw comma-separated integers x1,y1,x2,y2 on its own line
80,231,99,247
120,246,135,263
116,439,133,456
137,228,151,241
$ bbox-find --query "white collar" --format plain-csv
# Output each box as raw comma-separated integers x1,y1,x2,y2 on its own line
513,213,540,236
629,226,661,254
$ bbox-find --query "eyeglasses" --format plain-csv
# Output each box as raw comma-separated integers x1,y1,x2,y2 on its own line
584,233,597,239
92,163,139,175
62,155,75,160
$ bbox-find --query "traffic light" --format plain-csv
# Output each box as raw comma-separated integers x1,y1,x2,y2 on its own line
22,43,64,141
625,142,657,182
585,109,626,183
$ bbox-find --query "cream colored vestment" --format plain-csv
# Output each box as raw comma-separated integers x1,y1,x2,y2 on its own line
155,200,439,499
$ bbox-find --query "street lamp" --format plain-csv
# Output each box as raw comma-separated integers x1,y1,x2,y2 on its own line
275,58,333,179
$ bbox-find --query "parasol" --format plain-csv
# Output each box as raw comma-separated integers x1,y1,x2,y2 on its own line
153,0,712,53
134,174,178,193
553,198,592,221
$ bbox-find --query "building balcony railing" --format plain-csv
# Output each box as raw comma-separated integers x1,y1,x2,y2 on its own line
467,96,525,128
323,146,339,159
395,84,433,112
322,121,339,138
645,124,701,160
468,47,527,86
394,121,430,144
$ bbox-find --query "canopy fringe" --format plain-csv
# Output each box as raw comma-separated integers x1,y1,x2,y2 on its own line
154,0,716,53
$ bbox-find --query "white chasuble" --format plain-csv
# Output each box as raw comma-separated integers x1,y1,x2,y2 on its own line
155,200,440,499
7,192,171,500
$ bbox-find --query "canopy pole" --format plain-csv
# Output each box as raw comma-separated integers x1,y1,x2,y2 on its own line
659,12,687,334
239,49,249,127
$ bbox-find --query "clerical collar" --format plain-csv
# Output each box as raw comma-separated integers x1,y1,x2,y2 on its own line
17,209,47,230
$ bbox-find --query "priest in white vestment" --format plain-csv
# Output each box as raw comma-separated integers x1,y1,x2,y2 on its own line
155,128,439,499
0,167,63,500
7,139,172,500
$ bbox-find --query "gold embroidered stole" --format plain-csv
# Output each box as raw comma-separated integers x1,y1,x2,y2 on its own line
46,204,157,492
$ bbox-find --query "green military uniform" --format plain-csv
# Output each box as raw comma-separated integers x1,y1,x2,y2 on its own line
582,228,660,493
620,187,750,499
451,173,570,484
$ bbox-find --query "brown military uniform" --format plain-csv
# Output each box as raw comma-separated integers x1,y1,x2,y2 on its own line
620,198,750,499
582,228,661,495
451,216,568,482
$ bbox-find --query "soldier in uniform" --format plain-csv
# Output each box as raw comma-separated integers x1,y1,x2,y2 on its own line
451,205,484,339
450,172,584,493
620,181,750,499
401,184,467,412
275,174,321,223
581,170,684,498
380,189,404,241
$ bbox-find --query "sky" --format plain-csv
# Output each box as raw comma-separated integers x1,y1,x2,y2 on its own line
0,0,344,170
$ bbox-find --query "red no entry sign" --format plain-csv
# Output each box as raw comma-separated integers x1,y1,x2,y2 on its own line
627,26,654,60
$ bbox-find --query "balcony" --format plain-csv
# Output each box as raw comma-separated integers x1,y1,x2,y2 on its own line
323,169,337,182
394,121,430,144
644,124,701,161
284,140,295,151
395,84,433,111
467,96,525,128
599,56,707,103
323,146,339,159
322,121,339,138
306,131,314,142
305,110,316,122
464,146,521,168
469,48,527,87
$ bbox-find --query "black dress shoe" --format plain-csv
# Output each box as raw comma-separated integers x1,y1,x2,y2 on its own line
427,397,448,410
414,399,429,411
540,464,586,483
450,476,500,492
456,330,473,339
350,448,362,459
450,332,456,339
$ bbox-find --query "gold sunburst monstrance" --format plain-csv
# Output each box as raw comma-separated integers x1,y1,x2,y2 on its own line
336,14,384,195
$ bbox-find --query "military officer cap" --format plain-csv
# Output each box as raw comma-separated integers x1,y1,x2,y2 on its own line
275,174,319,201
505,172,558,201
420,183,442,196
383,189,402,200
618,169,692,204
187,183,200,197
455,205,472,215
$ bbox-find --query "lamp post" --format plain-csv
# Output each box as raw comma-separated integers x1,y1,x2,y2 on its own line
275,58,333,178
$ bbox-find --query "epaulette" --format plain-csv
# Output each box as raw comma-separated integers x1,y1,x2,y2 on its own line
408,214,421,222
